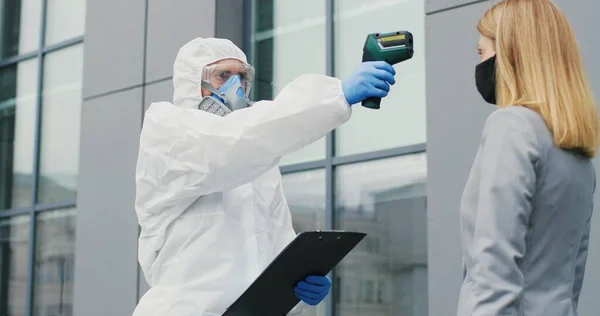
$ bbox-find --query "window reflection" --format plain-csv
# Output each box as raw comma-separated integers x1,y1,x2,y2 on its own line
34,208,76,316
335,153,428,316
333,0,426,155
252,0,327,165
282,169,326,233
44,0,87,46
0,59,38,210
0,0,41,59
282,169,327,316
0,215,30,316
38,44,83,204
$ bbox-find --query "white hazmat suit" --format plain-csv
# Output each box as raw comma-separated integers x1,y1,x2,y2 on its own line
133,37,352,315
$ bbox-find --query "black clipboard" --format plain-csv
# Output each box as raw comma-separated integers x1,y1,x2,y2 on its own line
222,230,366,316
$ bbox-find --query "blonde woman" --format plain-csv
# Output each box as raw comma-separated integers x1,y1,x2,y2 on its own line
458,1,598,315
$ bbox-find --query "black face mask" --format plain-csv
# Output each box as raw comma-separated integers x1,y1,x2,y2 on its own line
475,55,497,104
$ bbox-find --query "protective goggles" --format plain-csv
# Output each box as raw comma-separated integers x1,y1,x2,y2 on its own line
202,60,255,97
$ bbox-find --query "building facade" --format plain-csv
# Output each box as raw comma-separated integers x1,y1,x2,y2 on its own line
0,0,598,316
1,0,84,315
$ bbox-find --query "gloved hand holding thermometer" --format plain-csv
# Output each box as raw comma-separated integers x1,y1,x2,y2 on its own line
342,61,397,105
346,30,414,109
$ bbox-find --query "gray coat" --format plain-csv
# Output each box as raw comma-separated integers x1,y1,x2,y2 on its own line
458,106,596,316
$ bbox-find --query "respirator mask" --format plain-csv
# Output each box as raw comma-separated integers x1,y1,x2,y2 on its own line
197,61,255,116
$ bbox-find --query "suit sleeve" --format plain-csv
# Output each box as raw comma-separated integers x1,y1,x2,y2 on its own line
471,109,541,316
135,74,350,222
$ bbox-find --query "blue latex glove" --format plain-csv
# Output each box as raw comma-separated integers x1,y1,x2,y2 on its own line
294,275,332,306
341,61,397,105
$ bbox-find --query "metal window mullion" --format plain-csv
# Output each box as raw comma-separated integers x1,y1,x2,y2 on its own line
0,207,32,219
0,36,84,69
0,199,78,218
324,1,337,316
34,201,76,213
26,0,48,314
0,52,38,69
41,36,83,55
332,144,426,166
325,0,335,237
279,159,327,174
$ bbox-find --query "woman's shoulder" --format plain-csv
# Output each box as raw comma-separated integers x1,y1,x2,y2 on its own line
484,106,552,142
485,106,544,127
481,106,555,161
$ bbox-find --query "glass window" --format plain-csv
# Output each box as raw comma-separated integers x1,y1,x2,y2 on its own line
0,0,41,59
34,208,76,316
333,0,426,156
0,215,30,316
0,58,38,210
38,44,83,204
252,0,326,165
377,280,385,303
44,0,86,46
282,169,326,316
282,169,326,233
335,153,427,315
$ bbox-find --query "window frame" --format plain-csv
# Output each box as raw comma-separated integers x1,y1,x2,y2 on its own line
247,2,427,316
0,1,84,316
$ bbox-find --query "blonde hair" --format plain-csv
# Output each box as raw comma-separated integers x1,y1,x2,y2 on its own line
478,0,599,158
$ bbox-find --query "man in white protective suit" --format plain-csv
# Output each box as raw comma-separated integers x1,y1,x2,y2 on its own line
133,37,397,315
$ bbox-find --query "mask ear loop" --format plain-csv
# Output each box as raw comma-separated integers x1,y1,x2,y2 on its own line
201,80,227,102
